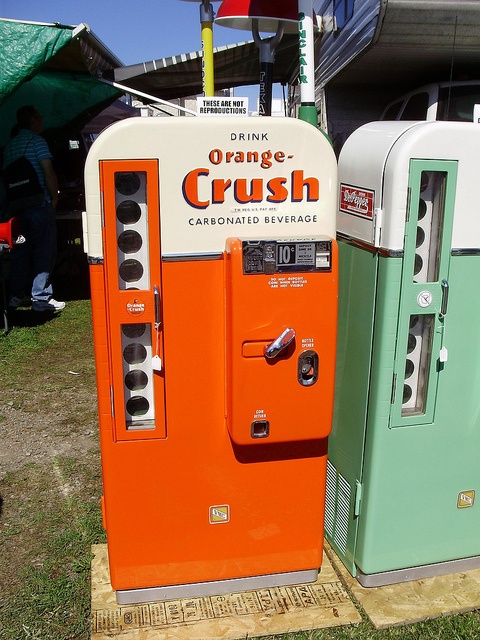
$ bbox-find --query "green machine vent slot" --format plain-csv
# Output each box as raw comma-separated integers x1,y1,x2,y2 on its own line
325,460,336,538
336,474,351,555
325,460,351,556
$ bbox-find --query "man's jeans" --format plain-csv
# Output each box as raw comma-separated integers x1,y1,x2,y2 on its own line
9,203,56,302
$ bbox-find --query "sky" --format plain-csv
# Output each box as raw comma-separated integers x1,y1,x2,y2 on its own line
0,0,284,107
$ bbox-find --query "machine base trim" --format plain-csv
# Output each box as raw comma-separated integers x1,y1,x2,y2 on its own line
116,568,319,604
357,555,480,588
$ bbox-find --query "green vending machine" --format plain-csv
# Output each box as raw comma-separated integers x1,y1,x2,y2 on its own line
326,121,480,586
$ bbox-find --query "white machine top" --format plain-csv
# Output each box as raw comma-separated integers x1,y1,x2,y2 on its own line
84,116,337,259
337,120,480,251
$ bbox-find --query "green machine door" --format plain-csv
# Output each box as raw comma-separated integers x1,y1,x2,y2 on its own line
390,160,457,427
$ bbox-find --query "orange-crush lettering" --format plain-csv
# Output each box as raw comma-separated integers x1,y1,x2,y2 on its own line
182,168,320,208
182,168,210,209
234,178,263,204
212,178,232,204
292,170,319,202
266,177,288,203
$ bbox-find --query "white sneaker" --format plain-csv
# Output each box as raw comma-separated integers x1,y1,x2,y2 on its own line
32,298,66,312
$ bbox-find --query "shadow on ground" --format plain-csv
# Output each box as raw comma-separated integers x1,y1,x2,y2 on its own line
2,307,63,331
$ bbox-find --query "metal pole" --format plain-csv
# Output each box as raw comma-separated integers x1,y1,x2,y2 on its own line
200,1,215,96
297,0,317,126
259,62,273,116
99,79,197,116
252,19,284,117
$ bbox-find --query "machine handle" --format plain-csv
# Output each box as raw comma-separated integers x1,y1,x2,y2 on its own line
154,285,161,329
265,328,296,359
439,279,449,318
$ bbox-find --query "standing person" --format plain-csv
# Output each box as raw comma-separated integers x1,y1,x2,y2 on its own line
3,105,65,312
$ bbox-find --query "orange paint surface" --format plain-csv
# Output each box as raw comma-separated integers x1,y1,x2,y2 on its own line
90,160,337,593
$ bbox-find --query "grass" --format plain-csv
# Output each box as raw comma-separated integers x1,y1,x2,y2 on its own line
0,300,103,640
0,300,96,386
0,300,479,639
0,457,104,640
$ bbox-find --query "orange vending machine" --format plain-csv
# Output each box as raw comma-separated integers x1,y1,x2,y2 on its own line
83,116,338,604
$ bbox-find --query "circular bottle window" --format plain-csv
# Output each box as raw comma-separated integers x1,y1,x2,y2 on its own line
119,259,144,283
407,332,417,354
115,172,141,196
122,323,147,339
116,200,141,225
420,172,430,193
125,369,149,391
405,359,415,379
118,230,143,254
126,396,150,417
418,199,427,220
123,343,147,364
403,384,413,404
416,227,425,248
414,254,423,276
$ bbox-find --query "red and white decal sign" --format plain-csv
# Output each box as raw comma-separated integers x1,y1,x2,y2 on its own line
340,184,374,220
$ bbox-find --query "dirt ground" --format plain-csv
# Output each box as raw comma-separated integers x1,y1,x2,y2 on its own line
0,305,102,607
0,381,98,480
0,300,99,482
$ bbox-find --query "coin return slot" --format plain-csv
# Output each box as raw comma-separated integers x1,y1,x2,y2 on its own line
251,420,270,439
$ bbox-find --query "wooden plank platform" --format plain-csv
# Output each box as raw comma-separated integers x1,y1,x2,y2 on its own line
90,544,361,639
326,543,480,629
